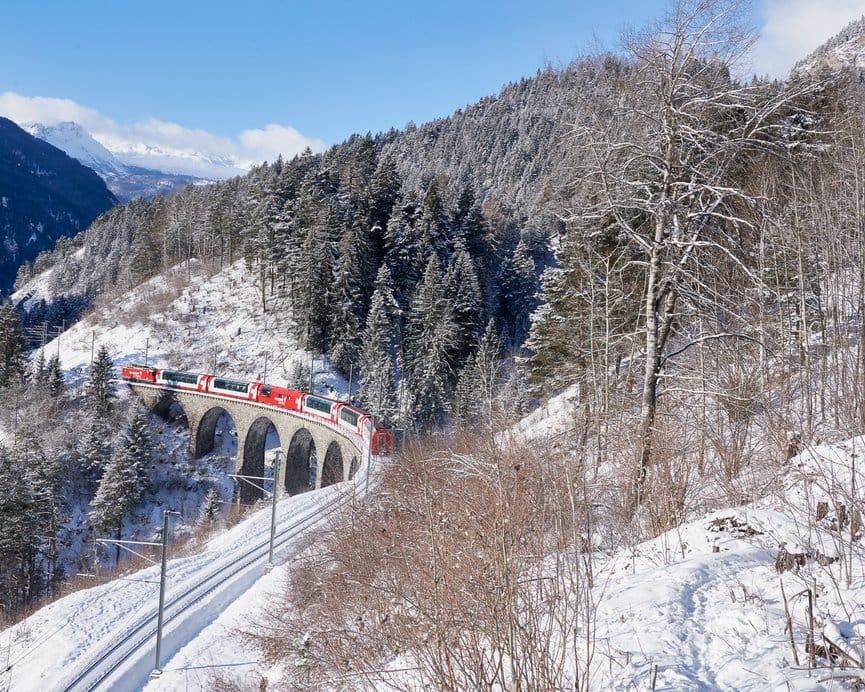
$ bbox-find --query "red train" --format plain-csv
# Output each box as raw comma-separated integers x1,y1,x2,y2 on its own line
121,365,392,455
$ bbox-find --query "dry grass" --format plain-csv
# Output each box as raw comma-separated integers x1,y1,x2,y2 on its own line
244,433,599,690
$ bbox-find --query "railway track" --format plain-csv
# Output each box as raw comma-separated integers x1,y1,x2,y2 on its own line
60,479,366,691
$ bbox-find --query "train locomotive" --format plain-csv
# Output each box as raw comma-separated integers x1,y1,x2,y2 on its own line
120,365,393,455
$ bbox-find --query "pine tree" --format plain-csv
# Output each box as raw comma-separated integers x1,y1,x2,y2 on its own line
368,155,401,233
90,410,150,566
452,322,501,430
33,348,47,390
119,403,154,486
199,488,221,525
328,228,363,375
0,304,25,388
47,354,65,398
0,446,40,609
497,238,538,346
445,243,485,369
288,358,312,391
86,345,114,418
419,176,451,265
291,204,338,353
17,424,64,596
358,266,398,423
404,256,457,428
384,198,422,307
80,417,112,482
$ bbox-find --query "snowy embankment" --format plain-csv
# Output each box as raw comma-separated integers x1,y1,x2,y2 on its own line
17,258,340,391
589,436,865,690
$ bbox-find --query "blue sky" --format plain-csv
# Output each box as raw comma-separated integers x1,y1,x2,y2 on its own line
1,0,863,167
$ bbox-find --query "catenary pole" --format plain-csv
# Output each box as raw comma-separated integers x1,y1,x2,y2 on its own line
267,451,281,570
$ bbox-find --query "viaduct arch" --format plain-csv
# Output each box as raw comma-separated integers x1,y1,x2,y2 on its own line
128,383,365,502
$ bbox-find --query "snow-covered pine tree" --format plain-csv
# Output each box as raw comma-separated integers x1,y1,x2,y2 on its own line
33,348,47,390
445,242,485,370
358,266,398,423
497,237,538,346
292,206,337,353
404,256,458,428
246,188,283,313
86,345,114,418
0,445,40,610
199,488,221,525
89,411,150,566
419,176,451,265
368,155,402,233
289,358,312,391
328,228,363,376
452,321,501,431
16,423,64,596
119,403,154,487
80,417,112,483
384,197,423,307
47,354,65,398
0,304,25,388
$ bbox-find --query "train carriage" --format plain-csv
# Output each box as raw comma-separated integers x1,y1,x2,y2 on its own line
157,369,211,392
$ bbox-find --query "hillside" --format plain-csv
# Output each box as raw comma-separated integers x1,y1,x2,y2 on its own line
794,15,865,76
0,117,116,294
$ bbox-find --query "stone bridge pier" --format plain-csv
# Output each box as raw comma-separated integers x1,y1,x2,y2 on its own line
129,384,364,503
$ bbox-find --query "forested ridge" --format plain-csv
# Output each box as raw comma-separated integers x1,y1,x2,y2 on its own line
13,56,613,426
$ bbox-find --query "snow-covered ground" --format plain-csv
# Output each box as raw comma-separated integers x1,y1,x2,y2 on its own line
590,436,865,689
5,258,865,690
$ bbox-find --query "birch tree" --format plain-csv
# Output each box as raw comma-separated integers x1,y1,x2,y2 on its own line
568,0,817,504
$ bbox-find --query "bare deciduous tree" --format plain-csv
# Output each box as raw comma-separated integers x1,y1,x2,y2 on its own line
566,0,818,505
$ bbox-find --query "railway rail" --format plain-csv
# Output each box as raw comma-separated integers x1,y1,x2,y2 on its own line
60,479,366,690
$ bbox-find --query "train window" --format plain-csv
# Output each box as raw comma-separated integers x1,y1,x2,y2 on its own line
162,371,199,385
261,386,272,397
339,408,359,426
213,378,250,394
306,396,332,414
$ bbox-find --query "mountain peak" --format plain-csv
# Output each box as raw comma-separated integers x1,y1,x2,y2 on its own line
24,120,127,176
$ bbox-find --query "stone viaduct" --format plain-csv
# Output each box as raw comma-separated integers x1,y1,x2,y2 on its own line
128,382,366,502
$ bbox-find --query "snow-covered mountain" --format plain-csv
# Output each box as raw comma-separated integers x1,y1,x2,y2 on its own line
23,121,243,201
0,116,116,294
793,15,865,76
25,121,127,176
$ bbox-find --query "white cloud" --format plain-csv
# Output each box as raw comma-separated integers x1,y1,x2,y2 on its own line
751,0,865,78
237,124,321,169
0,92,327,177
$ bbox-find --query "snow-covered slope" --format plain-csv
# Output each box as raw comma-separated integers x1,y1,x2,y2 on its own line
793,15,865,76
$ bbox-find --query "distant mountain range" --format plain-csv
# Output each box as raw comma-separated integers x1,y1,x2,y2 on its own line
23,121,243,201
0,116,116,294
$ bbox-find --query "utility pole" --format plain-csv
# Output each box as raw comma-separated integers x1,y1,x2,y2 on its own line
152,510,180,679
266,450,281,571
144,338,150,367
